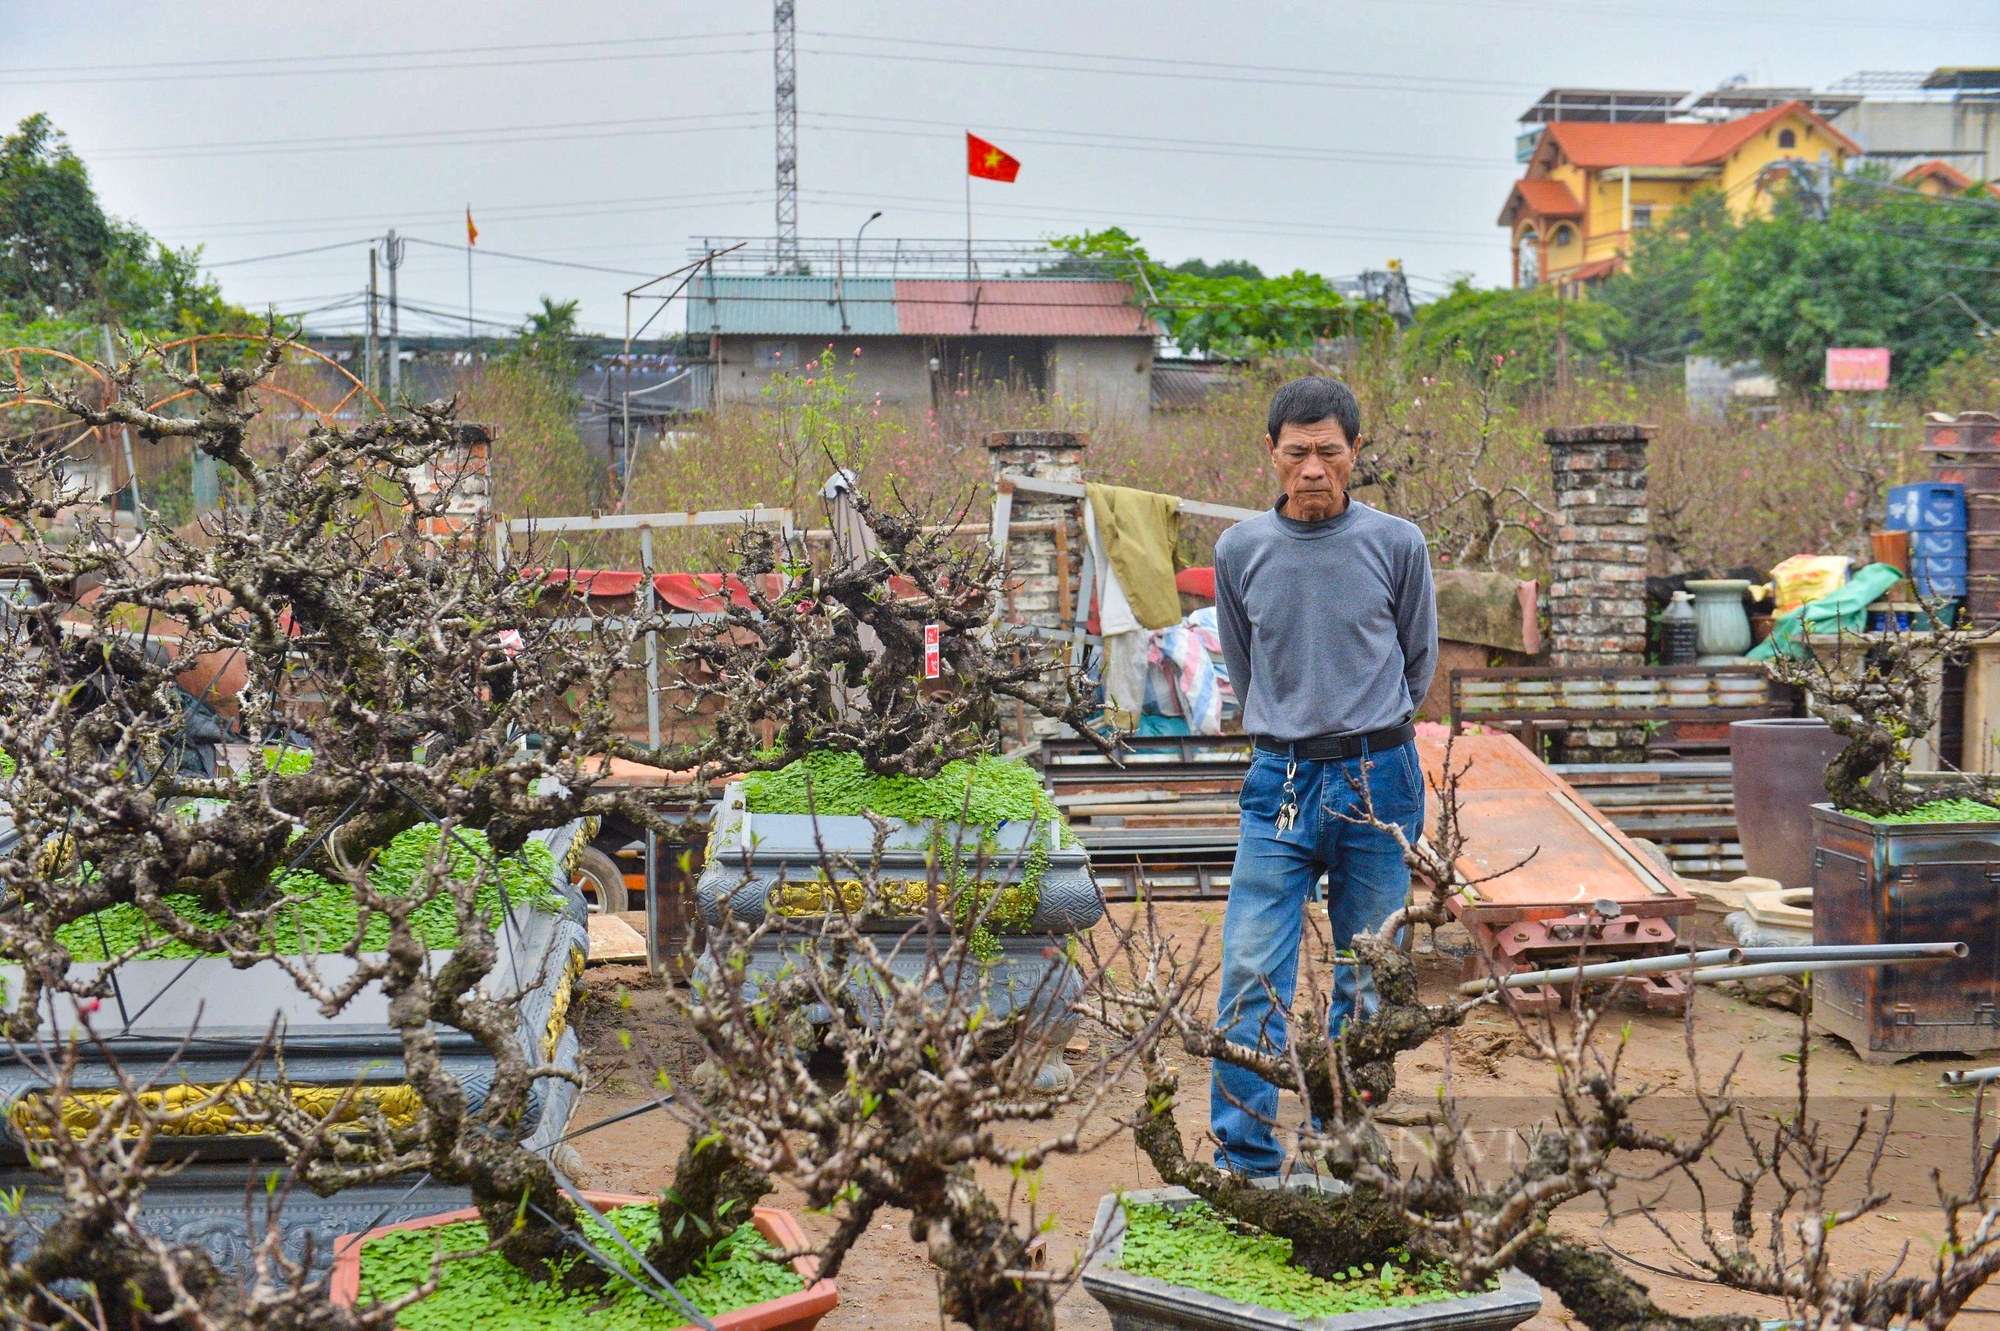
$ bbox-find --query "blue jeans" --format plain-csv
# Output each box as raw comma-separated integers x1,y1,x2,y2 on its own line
1210,740,1425,1176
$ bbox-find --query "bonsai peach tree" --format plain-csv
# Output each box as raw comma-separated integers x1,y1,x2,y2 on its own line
0,332,742,1323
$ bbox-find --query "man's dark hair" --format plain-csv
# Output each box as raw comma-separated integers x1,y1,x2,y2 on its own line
1266,376,1360,448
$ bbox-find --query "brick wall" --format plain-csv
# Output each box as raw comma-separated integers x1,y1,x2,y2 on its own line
987,430,1086,739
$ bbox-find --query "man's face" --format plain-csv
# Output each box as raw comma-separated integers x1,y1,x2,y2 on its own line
1267,418,1354,522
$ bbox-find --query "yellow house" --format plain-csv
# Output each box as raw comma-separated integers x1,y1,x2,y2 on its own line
1499,100,1860,289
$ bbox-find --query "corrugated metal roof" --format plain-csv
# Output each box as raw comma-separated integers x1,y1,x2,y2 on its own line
686,275,1156,338
893,280,1157,337
685,275,899,336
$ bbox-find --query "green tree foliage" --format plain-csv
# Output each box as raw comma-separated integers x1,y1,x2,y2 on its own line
1049,227,1389,357
1170,257,1265,280
1408,280,1623,385
1697,174,2000,393
1598,188,1736,365
0,114,242,336
513,295,584,378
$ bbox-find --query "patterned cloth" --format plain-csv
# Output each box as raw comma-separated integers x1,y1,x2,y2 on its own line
1145,619,1225,735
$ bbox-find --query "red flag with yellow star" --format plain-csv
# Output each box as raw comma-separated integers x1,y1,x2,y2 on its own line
966,133,1020,183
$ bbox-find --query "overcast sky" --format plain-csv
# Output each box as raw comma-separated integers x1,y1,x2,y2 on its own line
3,1,1989,339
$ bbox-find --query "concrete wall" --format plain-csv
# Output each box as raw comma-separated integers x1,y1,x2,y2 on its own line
1834,100,2000,181
1048,337,1153,425
718,334,1156,418
715,336,931,405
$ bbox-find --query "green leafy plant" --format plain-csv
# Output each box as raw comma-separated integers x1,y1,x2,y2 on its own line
358,1206,804,1331
1117,1201,1473,1318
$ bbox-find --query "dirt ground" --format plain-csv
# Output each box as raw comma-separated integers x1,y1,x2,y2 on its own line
565,903,2000,1330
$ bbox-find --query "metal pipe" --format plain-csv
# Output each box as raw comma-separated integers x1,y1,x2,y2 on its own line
1687,955,1954,985
1736,943,1967,964
1942,1066,2000,1086
1459,949,1741,995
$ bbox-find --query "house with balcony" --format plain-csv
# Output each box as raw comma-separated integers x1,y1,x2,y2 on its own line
1499,90,1859,290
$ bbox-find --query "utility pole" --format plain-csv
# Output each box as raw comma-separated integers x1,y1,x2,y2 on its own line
366,245,380,404
773,0,799,274
383,229,404,405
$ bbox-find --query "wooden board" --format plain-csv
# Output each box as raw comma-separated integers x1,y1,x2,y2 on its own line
1416,733,1695,924
586,911,649,964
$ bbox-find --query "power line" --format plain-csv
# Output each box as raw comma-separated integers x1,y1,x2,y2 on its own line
801,187,1497,245
800,29,1537,95
1847,176,2000,212
0,37,764,87
154,189,774,242
0,29,763,76
794,39,1530,100
801,110,1508,171
401,236,668,279
83,112,769,164
202,237,380,268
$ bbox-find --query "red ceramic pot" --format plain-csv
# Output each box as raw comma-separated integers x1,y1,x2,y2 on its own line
327,1191,837,1331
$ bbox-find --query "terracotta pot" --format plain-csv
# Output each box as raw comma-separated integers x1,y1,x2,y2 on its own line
327,1192,838,1331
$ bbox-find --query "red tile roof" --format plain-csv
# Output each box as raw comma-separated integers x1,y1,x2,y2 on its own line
892,280,1158,337
1902,158,1974,191
1689,100,1859,162
1498,178,1584,225
1564,257,1624,283
1541,120,1715,169
1538,100,1859,170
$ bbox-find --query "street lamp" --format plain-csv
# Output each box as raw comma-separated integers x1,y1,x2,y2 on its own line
854,210,883,271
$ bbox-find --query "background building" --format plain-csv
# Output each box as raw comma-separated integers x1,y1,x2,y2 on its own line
1501,94,1858,290
685,261,1159,421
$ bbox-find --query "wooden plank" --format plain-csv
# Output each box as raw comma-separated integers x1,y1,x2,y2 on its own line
997,472,1263,523
508,506,794,535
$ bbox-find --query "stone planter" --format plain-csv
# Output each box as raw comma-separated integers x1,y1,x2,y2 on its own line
1081,1180,1543,1331
0,822,595,1269
327,1191,838,1330
695,784,1105,1084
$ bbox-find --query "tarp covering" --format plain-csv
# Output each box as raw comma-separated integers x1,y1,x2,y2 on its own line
1747,561,1906,660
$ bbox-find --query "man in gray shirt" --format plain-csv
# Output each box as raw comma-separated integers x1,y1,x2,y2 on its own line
1209,376,1437,1177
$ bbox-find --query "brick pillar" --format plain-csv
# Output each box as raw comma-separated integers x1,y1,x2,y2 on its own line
987,430,1087,738
1545,423,1651,760
412,422,493,541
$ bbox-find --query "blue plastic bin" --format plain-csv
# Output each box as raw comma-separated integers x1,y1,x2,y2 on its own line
1909,528,1969,557
1886,482,1967,532
1913,552,1968,597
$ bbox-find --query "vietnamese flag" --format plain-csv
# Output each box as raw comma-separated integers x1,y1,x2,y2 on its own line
967,133,1021,183
465,206,479,246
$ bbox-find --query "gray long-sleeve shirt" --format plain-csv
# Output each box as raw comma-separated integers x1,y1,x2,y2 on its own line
1212,498,1437,743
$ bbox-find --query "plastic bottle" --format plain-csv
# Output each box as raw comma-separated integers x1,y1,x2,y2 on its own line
1661,590,1699,665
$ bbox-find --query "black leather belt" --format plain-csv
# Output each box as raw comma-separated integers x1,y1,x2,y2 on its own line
1253,720,1416,762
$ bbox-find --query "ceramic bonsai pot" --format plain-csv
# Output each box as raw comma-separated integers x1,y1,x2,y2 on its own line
328,1191,838,1331
0,821,596,1271
1081,1179,1543,1331
695,784,1105,1087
